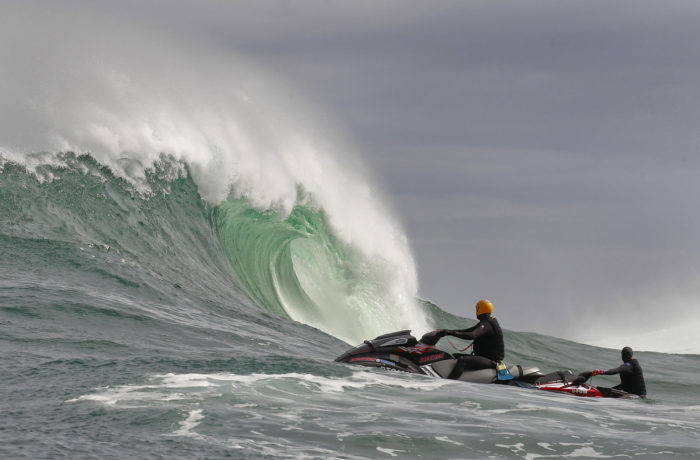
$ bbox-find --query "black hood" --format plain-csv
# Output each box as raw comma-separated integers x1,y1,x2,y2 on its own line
621,346,633,362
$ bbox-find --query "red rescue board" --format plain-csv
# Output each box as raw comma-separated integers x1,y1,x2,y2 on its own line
536,381,604,397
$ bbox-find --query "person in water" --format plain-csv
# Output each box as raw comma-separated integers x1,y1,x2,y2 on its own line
578,346,647,398
427,299,505,379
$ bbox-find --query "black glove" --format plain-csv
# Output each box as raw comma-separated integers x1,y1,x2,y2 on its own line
420,329,445,345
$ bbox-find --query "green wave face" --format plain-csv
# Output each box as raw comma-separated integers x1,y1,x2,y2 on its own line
215,195,424,344
1,153,429,345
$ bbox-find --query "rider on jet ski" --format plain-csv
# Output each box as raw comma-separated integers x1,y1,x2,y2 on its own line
428,299,505,379
576,346,647,398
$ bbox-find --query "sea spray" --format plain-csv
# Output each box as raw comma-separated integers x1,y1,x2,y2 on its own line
0,16,431,341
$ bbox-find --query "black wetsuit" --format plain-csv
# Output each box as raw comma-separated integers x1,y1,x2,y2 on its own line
597,358,647,398
444,314,504,379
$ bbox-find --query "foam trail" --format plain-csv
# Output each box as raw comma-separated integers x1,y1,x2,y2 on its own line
172,410,204,437
0,4,431,340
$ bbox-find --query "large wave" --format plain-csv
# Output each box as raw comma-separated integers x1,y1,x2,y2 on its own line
215,196,428,344
0,9,431,343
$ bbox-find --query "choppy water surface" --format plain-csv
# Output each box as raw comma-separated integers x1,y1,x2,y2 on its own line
2,157,699,459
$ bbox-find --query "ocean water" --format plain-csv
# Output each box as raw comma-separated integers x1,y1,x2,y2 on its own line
2,154,699,459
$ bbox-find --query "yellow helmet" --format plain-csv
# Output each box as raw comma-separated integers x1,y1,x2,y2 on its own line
475,299,493,316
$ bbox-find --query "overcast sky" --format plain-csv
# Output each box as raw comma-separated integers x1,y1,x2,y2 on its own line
5,1,700,350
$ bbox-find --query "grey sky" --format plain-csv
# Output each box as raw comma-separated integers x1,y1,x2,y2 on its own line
4,1,700,349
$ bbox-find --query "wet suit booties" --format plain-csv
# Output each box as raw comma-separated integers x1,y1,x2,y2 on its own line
437,314,505,379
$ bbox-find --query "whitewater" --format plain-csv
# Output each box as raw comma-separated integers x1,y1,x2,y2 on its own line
2,11,700,459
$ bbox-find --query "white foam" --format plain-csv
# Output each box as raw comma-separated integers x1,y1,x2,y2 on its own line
67,383,191,407
435,436,464,446
565,446,613,458
69,369,451,409
224,436,364,460
537,443,556,451
495,442,526,453
154,370,451,394
171,409,204,437
376,447,405,457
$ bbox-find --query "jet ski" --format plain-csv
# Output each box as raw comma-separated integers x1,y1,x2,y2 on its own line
334,330,542,384
335,330,604,397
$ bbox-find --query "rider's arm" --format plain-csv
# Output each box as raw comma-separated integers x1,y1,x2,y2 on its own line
446,322,490,340
602,363,631,376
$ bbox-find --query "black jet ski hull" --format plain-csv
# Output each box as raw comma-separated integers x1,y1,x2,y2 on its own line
335,330,542,384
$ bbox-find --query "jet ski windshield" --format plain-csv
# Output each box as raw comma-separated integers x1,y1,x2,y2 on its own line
367,330,418,348
334,330,418,362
